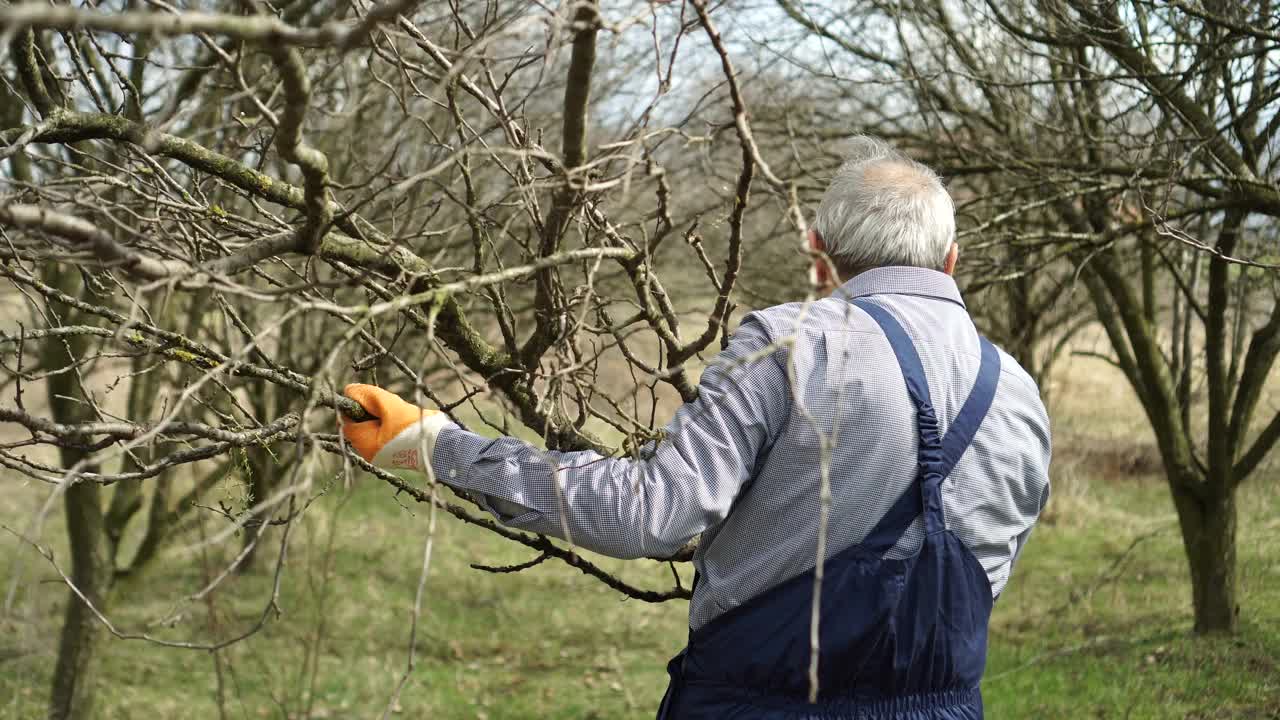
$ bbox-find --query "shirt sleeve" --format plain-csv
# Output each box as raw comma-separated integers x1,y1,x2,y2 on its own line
1007,480,1049,578
1000,382,1052,596
428,312,791,560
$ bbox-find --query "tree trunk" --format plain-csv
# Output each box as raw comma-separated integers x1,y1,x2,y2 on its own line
44,266,114,719
238,445,274,572
1169,481,1238,634
49,481,111,720
239,382,282,573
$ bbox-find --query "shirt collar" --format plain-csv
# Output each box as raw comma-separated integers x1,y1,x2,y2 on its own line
832,266,966,309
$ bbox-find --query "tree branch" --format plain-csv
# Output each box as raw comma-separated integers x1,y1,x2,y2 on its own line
0,3,417,49
262,44,331,253
0,204,187,280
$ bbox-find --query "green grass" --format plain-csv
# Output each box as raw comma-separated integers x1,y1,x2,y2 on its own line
2,469,1277,719
984,473,1280,718
3,349,1280,718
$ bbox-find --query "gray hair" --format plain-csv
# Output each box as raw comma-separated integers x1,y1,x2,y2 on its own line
812,136,955,274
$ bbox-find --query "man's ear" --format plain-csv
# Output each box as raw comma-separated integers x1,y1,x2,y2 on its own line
943,242,959,276
809,229,834,290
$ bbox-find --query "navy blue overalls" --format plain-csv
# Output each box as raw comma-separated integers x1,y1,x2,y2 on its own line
658,298,1002,719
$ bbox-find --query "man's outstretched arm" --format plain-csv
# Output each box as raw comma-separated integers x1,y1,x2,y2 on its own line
342,313,790,560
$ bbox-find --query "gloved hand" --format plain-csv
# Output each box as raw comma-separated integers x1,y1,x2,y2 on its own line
340,384,450,471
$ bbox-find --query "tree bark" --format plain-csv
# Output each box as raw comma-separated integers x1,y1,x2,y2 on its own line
1169,480,1239,634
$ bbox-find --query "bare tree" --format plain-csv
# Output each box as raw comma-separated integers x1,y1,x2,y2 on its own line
0,1,817,715
775,0,1280,634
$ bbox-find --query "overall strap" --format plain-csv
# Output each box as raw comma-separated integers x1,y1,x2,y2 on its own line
941,336,1001,474
853,299,945,536
851,299,1001,540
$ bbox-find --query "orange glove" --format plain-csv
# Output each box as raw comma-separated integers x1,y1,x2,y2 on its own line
340,384,450,471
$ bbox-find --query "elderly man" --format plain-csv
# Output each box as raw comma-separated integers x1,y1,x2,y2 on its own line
341,137,1051,719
